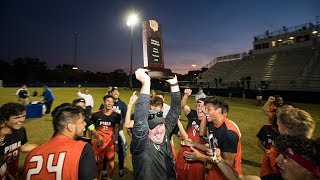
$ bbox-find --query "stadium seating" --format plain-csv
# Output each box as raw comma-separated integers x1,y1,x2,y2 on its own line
197,43,320,91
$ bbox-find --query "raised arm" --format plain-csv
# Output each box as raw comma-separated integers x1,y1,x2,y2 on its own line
177,119,188,140
125,91,137,128
199,114,207,137
262,96,274,117
130,69,151,154
164,75,181,134
181,89,192,115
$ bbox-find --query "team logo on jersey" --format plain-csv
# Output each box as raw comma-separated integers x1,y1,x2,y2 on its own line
4,141,21,154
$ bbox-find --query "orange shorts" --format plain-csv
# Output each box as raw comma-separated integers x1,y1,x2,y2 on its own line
93,140,115,164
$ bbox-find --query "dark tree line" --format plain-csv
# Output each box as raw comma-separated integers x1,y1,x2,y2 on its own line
0,57,194,88
0,57,129,87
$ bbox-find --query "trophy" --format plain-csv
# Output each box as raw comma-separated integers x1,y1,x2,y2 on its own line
142,20,174,79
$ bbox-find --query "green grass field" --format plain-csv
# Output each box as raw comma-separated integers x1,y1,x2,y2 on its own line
1,87,319,179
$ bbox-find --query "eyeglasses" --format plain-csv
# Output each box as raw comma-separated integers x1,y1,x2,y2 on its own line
148,111,163,120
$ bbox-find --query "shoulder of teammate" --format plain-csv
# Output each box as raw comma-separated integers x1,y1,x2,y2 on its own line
114,112,121,124
79,143,98,180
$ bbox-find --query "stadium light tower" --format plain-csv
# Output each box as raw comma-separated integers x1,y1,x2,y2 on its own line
72,32,79,70
127,14,138,89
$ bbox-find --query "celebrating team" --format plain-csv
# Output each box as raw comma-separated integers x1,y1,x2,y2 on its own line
0,68,319,180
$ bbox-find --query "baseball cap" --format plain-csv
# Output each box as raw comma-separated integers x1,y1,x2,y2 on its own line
111,87,119,92
148,109,164,129
72,98,86,105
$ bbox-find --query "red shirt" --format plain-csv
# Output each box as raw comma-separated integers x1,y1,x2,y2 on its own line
23,135,87,180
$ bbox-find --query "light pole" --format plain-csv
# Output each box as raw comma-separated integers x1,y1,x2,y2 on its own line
127,14,137,89
72,32,79,70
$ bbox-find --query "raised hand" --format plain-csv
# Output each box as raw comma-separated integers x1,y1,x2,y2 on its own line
129,91,138,105
184,89,192,96
166,75,178,85
135,68,150,84
183,147,201,161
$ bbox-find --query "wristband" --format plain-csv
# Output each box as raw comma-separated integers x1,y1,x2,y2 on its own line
115,141,118,144
88,124,95,131
170,82,179,86
214,157,222,164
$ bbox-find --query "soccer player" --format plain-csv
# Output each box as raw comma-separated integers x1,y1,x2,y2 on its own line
256,115,280,177
183,98,242,180
261,105,315,179
184,135,320,180
131,68,180,180
0,103,37,179
92,95,120,180
262,95,283,123
23,104,97,179
175,88,205,180
99,87,127,178
72,98,103,144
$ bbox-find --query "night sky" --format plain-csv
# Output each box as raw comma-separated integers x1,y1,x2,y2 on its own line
1,0,319,74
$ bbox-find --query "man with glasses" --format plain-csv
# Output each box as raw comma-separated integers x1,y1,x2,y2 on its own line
130,68,180,180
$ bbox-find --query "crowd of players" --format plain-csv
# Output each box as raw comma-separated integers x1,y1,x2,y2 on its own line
0,68,319,180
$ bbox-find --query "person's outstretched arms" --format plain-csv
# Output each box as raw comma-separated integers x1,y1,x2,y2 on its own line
181,89,192,115
165,75,181,134
262,96,274,117
131,68,151,154
125,91,137,128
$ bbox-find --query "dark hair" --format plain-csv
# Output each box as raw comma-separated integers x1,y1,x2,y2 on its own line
197,98,206,103
52,104,84,133
51,103,72,118
275,135,320,166
204,98,225,110
0,103,26,123
222,102,229,114
150,96,163,108
155,90,164,97
103,94,115,101
274,95,283,107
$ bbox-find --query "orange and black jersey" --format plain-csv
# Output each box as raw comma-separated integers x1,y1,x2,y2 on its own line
0,127,27,178
257,124,279,150
91,111,120,139
23,135,97,180
207,118,242,179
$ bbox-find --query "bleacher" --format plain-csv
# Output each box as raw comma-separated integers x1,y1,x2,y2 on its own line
197,59,244,87
196,22,320,92
197,45,320,91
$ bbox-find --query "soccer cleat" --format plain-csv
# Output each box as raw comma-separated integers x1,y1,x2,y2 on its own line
102,170,107,177
119,169,124,179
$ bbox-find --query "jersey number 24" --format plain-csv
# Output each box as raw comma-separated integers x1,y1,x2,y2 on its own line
26,152,66,180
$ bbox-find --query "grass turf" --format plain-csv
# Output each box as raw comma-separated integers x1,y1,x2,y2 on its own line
0,87,319,179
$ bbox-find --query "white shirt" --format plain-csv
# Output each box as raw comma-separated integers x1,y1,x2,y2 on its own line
162,103,170,118
195,92,206,101
77,92,94,107
16,88,29,95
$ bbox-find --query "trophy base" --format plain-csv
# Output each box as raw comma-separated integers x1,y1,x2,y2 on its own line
146,67,174,80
